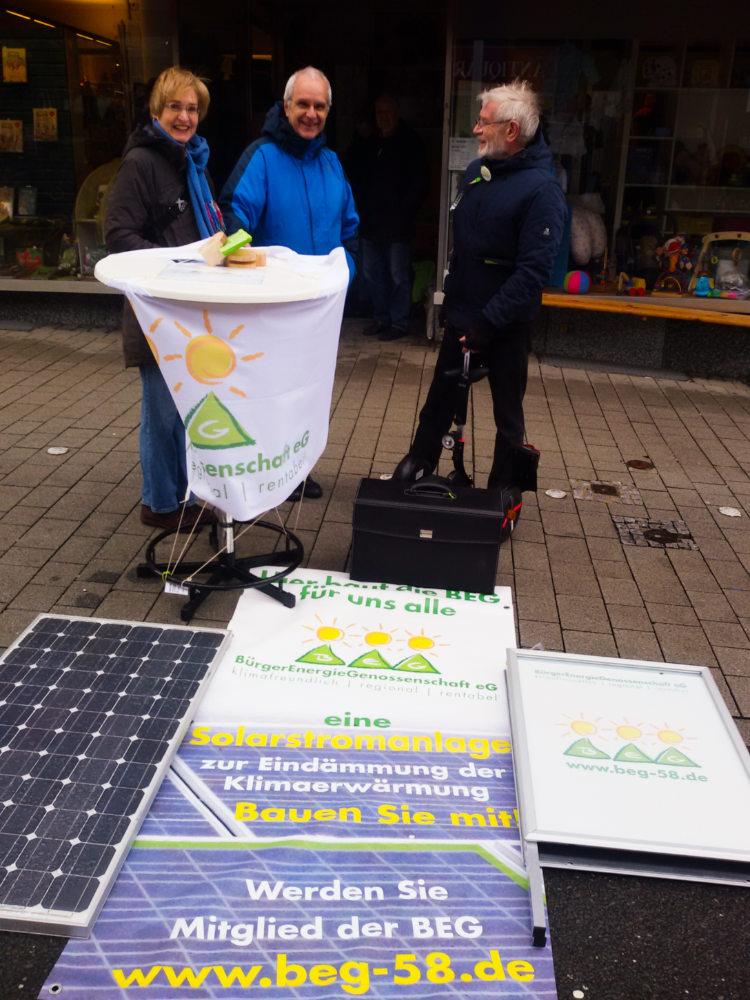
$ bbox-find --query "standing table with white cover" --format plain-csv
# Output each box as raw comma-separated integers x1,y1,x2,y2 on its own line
95,242,349,618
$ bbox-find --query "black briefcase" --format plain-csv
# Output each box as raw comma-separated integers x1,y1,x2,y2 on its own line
351,476,516,594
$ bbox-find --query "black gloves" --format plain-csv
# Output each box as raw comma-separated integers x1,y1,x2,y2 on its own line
460,315,496,353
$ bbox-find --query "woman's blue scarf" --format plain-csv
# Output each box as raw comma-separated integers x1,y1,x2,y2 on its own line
152,119,223,238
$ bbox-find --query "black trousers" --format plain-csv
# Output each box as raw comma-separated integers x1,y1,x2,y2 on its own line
411,322,531,488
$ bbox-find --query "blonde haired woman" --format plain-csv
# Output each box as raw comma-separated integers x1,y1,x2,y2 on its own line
106,67,223,530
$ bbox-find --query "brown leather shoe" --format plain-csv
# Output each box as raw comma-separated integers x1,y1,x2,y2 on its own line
140,504,216,531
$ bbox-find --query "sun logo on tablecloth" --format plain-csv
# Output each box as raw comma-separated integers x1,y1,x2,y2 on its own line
146,309,263,397
295,620,441,675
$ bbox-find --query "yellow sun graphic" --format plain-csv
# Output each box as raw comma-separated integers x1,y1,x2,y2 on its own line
597,717,644,741
362,626,396,647
156,309,264,396
655,723,687,745
558,714,603,738
615,723,643,740
398,629,448,655
301,616,355,646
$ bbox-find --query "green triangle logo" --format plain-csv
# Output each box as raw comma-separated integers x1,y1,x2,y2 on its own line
296,644,345,666
654,747,699,767
563,738,610,760
392,654,439,674
348,650,392,670
613,743,653,763
185,392,255,450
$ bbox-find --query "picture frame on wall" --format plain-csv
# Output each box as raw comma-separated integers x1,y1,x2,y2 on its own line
2,46,27,83
17,185,37,217
33,108,58,142
0,186,13,222
0,120,23,153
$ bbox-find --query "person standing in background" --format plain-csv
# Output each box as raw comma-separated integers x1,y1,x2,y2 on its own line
393,79,566,492
347,94,427,341
106,67,222,531
220,65,359,501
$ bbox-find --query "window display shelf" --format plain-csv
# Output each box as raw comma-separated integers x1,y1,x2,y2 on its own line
618,45,750,238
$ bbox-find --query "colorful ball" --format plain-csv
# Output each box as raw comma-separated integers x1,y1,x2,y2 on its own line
564,270,590,294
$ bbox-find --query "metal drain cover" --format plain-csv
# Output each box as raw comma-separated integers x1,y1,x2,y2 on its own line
613,515,697,550
572,480,643,505
591,482,620,496
643,527,681,544
626,459,654,470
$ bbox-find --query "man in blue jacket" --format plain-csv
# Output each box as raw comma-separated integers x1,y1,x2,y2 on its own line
394,79,566,493
220,66,359,501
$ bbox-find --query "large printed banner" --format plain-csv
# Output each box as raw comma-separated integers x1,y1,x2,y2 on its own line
200,567,517,731
96,245,349,519
42,571,559,998
43,841,555,999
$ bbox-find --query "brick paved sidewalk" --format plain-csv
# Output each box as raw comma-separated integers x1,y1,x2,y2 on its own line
0,317,748,744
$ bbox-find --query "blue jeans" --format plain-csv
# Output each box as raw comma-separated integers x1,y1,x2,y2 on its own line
361,239,412,331
139,365,191,513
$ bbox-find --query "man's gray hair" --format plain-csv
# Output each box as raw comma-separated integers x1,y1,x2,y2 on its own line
284,66,332,107
478,78,539,145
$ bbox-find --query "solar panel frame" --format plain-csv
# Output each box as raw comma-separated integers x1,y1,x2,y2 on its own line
0,614,230,937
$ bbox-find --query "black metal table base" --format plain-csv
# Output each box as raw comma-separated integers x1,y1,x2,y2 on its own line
136,517,304,622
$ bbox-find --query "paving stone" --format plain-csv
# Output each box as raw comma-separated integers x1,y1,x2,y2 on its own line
514,591,559,624
513,567,555,599
509,539,551,572
517,619,563,652
714,646,750,676
557,594,611,633
652,623,717,667
714,670,742,715
561,630,618,657
592,560,636,584
701,620,749,650
645,602,700,627
725,588,750,618
685,590,739,622
613,629,663,661
8,583,69,611
607,602,652,631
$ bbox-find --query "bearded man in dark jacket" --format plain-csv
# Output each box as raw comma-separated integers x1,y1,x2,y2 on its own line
394,79,566,493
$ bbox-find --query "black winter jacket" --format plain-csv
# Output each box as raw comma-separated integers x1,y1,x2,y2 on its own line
105,123,208,367
443,127,566,339
346,121,427,243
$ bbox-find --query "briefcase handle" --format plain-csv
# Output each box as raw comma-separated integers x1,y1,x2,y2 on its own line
404,478,457,501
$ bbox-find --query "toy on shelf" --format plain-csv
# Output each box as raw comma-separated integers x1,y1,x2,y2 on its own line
716,246,748,294
653,235,693,294
689,230,750,296
564,269,590,294
617,272,646,296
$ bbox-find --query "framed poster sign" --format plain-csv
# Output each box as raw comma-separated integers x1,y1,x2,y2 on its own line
2,46,26,82
33,107,57,141
506,649,750,883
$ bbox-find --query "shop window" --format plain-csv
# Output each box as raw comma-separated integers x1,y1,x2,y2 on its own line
0,8,127,280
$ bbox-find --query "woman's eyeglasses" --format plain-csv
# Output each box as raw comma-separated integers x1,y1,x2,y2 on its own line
165,102,199,117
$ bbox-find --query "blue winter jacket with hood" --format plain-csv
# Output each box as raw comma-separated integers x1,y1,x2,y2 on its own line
443,126,566,337
219,102,359,281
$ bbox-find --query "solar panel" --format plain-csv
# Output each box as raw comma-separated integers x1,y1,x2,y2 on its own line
0,614,229,937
